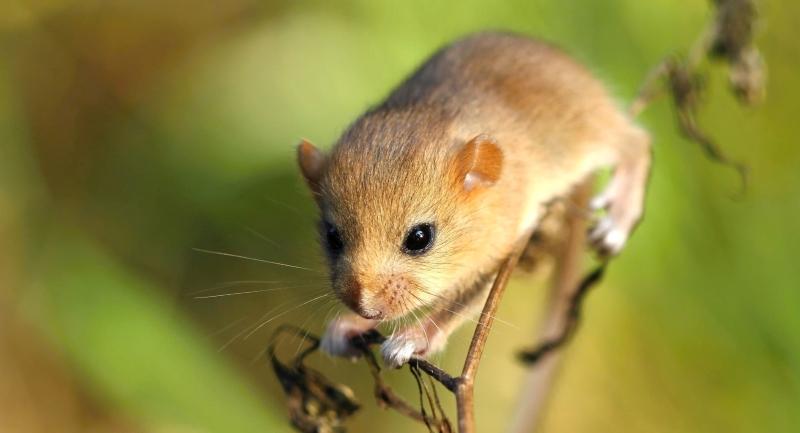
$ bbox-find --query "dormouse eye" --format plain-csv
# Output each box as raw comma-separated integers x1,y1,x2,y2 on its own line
402,223,435,255
323,222,344,255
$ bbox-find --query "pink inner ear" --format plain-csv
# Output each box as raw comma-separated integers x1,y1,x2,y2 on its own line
463,172,492,192
457,135,503,192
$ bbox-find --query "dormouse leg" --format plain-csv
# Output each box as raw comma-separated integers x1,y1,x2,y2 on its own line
589,127,652,256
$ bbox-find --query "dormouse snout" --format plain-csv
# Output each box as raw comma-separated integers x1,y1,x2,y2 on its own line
339,276,383,319
338,272,424,321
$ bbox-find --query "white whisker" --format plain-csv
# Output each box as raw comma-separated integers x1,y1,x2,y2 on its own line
207,316,249,338
416,287,519,329
190,280,285,296
244,226,280,248
243,292,331,340
409,302,429,351
427,315,443,336
290,299,334,359
193,247,320,272
194,287,299,299
218,299,294,352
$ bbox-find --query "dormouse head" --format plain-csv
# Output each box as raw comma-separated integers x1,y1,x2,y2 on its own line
296,132,503,321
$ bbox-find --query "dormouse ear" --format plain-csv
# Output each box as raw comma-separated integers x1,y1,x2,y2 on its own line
297,139,326,193
454,134,503,192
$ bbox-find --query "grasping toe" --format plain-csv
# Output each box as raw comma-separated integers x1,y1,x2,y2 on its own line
380,329,429,368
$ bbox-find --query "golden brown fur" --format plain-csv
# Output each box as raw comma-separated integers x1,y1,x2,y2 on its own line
297,31,651,366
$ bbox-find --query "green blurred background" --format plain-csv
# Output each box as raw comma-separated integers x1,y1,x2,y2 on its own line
1,0,798,432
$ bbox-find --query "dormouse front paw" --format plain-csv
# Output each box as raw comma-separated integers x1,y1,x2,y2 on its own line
320,314,377,361
380,328,429,368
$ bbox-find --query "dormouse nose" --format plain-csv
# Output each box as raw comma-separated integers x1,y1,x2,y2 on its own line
342,276,383,319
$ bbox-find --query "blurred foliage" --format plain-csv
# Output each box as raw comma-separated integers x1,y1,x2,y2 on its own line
33,228,283,432
1,0,799,432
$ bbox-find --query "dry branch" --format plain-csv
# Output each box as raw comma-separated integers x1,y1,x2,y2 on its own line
630,0,763,196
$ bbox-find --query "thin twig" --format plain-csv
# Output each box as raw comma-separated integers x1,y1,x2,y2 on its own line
351,331,449,429
455,228,536,433
409,358,460,393
357,331,460,392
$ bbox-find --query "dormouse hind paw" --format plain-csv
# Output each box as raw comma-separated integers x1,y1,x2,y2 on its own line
589,216,629,256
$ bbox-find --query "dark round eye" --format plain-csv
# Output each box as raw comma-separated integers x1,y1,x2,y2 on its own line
403,223,435,255
324,222,344,255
